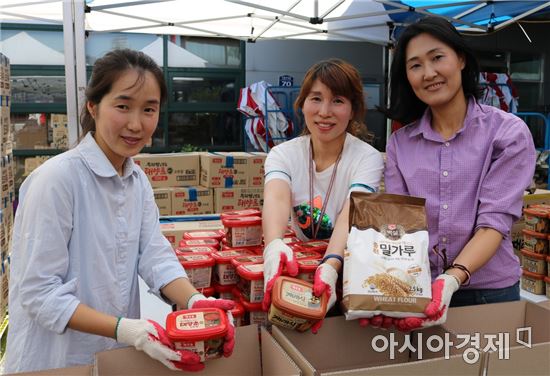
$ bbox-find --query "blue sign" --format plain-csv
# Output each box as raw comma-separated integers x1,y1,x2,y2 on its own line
279,75,294,87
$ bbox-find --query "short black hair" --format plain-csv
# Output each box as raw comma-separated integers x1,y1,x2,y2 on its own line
381,16,480,124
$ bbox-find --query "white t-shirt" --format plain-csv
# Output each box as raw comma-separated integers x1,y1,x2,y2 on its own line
265,133,384,240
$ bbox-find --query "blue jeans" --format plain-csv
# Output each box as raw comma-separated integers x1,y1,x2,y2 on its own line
450,281,520,308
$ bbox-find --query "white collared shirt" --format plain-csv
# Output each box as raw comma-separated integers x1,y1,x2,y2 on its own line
5,133,186,373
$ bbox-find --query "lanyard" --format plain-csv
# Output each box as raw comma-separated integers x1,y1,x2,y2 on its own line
308,142,343,240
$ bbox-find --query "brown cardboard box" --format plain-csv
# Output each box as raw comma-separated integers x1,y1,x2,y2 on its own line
172,186,213,215
438,300,550,375
214,187,263,213
5,326,299,376
272,301,550,375
15,122,48,149
160,219,223,248
134,153,200,188
152,188,172,216
93,325,299,375
486,342,550,375
51,113,68,149
272,316,413,375
5,365,93,376
247,152,267,187
200,152,248,188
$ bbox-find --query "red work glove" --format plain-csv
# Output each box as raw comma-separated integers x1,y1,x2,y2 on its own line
262,238,298,310
358,315,395,329
394,273,460,332
117,318,203,372
310,262,338,334
187,294,236,357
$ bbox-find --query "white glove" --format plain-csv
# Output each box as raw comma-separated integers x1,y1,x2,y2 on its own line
116,318,203,371
394,273,460,331
262,238,298,310
310,263,338,334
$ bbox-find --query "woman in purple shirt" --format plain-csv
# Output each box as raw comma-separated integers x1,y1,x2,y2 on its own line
382,17,536,330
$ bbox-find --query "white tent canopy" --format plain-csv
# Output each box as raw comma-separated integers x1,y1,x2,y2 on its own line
140,38,207,67
0,31,65,65
2,1,550,45
2,0,550,146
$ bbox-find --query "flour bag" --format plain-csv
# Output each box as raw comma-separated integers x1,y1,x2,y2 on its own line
343,192,432,319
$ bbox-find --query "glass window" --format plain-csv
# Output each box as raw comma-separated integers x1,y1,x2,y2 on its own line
1,30,64,65
514,82,543,111
85,32,158,65
171,76,235,104
11,76,66,104
475,50,507,73
179,37,242,68
510,53,542,81
167,112,240,148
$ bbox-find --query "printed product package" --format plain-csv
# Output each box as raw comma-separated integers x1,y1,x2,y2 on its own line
343,192,432,319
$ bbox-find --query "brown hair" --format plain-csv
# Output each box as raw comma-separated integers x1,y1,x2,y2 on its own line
295,58,368,138
80,49,167,138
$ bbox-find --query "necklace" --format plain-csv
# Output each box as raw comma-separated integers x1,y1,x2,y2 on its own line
308,141,343,239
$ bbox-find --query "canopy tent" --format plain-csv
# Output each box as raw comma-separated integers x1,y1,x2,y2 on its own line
2,0,550,145
0,31,65,65
140,38,208,67
2,1,550,45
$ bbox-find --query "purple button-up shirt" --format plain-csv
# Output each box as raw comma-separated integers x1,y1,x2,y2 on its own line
385,98,536,289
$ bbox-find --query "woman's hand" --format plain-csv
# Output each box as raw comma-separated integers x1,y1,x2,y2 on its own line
116,318,204,372
262,238,298,310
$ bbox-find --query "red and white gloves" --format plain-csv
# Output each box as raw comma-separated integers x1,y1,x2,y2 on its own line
187,294,236,357
311,262,338,334
394,273,460,331
117,318,204,372
262,238,298,310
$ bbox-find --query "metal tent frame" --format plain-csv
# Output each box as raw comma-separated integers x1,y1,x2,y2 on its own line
3,0,550,143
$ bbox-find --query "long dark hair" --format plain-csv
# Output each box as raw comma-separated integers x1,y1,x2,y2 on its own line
295,58,369,138
80,49,167,138
381,16,480,124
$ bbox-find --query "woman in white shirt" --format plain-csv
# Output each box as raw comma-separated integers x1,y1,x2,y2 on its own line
6,49,234,373
262,59,384,333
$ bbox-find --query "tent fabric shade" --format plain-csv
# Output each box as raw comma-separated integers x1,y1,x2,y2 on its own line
1,32,65,65
140,38,207,67
2,1,550,45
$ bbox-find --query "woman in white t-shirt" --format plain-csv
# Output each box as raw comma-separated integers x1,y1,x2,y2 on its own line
262,59,384,333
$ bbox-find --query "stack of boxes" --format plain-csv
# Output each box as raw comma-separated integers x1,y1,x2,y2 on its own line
0,53,14,321
136,151,267,216
520,205,550,297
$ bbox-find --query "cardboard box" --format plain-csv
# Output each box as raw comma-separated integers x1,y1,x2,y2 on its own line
160,219,223,248
94,325,299,375
272,301,550,375
272,316,412,375
152,188,172,216
247,152,267,187
214,187,263,213
51,113,68,149
5,365,93,376
200,152,248,188
134,153,200,188
172,186,213,215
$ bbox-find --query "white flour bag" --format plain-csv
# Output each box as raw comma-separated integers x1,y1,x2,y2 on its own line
343,192,432,319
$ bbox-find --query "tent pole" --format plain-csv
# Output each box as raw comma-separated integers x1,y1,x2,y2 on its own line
62,0,86,147
62,0,78,147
